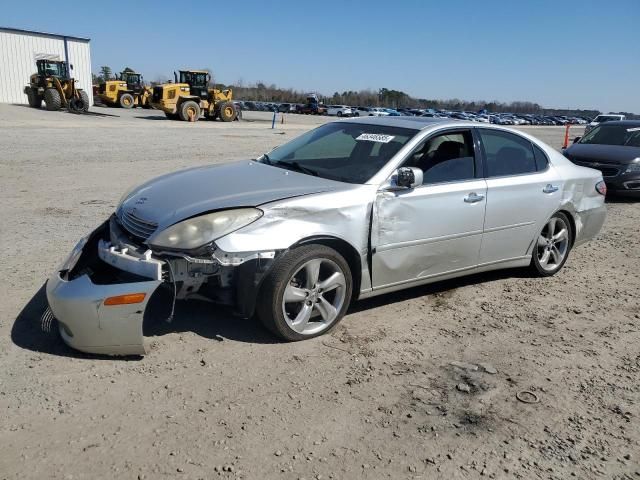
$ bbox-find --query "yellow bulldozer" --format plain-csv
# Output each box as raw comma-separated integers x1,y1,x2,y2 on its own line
96,69,152,108
150,70,237,122
24,59,89,113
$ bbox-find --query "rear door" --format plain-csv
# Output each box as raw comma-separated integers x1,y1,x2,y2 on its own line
476,128,561,264
372,128,487,289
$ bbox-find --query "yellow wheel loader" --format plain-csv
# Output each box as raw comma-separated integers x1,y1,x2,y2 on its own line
96,70,152,109
24,59,89,113
150,70,237,122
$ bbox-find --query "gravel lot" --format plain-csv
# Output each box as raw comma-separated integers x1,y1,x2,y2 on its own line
1,104,638,479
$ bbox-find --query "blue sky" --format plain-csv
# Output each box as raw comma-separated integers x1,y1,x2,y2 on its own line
5,0,639,112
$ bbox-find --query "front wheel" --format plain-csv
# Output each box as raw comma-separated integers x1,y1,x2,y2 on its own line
530,212,572,276
218,101,236,122
257,245,352,341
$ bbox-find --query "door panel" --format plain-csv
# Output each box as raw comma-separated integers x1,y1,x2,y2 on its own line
481,168,562,263
372,179,488,288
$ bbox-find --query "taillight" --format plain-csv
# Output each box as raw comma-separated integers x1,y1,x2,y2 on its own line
595,180,607,196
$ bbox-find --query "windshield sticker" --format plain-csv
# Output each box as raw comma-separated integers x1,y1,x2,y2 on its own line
626,127,640,132
356,133,395,143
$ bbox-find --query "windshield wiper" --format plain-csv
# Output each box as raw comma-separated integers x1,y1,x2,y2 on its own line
274,160,319,176
259,153,272,165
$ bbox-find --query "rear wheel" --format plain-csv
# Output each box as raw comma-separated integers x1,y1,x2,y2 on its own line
257,245,352,341
218,101,236,122
26,88,41,108
337,111,343,117
530,212,572,276
179,100,200,121
119,93,134,109
43,88,61,111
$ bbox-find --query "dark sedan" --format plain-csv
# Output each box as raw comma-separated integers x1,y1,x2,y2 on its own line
564,120,640,197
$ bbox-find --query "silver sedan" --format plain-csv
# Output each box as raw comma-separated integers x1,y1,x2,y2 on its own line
47,117,607,355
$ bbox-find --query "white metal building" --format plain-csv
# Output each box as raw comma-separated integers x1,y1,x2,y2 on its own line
0,27,92,105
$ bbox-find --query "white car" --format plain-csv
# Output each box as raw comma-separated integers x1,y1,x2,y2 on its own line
369,108,390,117
326,105,353,117
585,114,626,134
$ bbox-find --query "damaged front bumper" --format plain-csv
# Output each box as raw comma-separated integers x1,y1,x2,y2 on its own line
46,221,162,356
46,217,281,356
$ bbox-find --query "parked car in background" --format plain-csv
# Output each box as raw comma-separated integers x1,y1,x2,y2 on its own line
383,109,401,116
585,114,626,134
369,108,390,117
326,105,353,117
564,120,640,197
353,107,372,117
46,117,606,355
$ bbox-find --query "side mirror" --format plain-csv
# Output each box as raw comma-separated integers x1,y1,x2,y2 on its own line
395,167,423,189
573,136,582,144
70,64,74,70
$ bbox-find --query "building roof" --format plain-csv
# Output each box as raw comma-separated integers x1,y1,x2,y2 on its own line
0,26,90,42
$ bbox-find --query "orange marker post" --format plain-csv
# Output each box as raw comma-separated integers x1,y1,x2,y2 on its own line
562,124,571,149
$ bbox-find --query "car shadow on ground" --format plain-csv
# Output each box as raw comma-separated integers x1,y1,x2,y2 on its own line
13,267,532,359
350,267,533,314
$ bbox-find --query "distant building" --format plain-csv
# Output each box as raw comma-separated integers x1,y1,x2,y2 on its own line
0,27,92,105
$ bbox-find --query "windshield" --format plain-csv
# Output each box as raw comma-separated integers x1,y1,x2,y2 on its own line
39,61,65,77
594,115,622,123
579,124,640,147
180,71,208,86
259,122,417,184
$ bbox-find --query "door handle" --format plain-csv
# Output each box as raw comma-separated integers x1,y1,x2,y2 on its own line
464,192,485,203
543,184,559,194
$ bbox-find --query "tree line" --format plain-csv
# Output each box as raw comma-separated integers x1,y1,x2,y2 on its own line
92,65,636,118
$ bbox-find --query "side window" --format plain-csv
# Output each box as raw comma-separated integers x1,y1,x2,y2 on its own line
403,130,476,184
532,143,549,171
479,129,537,177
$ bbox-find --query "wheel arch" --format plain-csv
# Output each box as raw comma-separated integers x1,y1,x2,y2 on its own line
234,234,363,320
556,209,577,246
293,235,362,301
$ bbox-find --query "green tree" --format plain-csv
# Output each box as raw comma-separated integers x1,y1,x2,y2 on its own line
99,66,112,82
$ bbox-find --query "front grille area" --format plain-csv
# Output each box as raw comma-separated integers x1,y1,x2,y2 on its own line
118,210,158,240
573,160,620,177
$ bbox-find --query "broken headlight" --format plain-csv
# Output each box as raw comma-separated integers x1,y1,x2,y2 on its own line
148,208,262,250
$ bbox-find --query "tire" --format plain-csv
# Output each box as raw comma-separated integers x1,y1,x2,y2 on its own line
79,90,90,112
26,88,41,108
218,101,236,122
337,111,343,117
257,245,353,341
179,100,200,122
119,93,134,109
164,112,179,120
530,212,573,277
43,88,61,111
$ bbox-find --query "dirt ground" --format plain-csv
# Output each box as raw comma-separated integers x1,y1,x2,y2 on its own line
0,104,638,480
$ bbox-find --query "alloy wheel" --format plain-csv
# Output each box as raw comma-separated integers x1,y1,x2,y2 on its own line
537,217,569,272
281,258,347,335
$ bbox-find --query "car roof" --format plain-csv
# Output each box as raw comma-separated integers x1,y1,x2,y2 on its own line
596,120,640,127
341,116,468,130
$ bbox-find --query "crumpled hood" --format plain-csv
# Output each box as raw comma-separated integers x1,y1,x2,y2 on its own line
564,144,640,165
118,161,348,231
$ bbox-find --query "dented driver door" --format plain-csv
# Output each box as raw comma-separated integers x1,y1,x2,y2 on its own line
371,179,488,290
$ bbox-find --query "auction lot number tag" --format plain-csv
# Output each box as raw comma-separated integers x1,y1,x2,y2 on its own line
356,133,395,143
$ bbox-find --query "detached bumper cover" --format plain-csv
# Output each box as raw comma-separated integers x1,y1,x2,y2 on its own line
46,273,161,355
46,221,163,356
